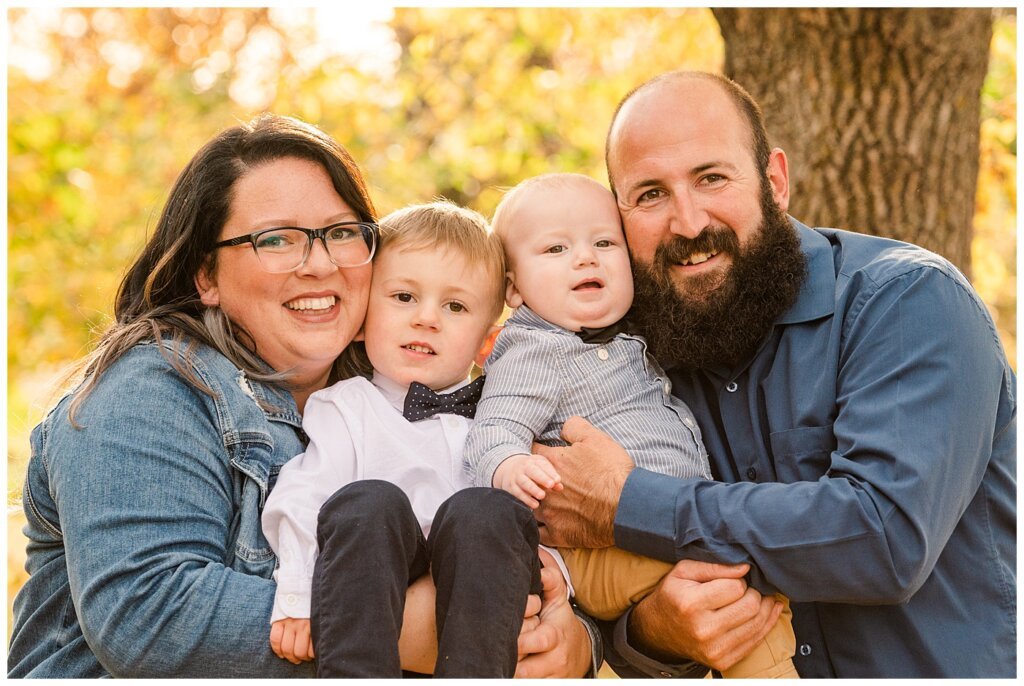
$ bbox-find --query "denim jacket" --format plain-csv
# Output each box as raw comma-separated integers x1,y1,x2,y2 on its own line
8,340,316,677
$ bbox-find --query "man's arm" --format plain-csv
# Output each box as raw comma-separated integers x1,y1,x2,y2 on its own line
537,266,1013,667
614,268,1011,602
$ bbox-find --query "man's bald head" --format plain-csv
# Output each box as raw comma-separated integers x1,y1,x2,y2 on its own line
605,71,772,197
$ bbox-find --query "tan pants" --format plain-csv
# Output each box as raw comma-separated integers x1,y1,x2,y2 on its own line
561,546,799,679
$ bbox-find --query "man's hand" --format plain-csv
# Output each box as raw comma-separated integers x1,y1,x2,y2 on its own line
628,560,783,671
493,453,563,509
534,416,634,548
270,617,315,664
516,548,593,677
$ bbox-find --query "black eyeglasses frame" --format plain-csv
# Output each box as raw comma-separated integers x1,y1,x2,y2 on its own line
211,221,379,271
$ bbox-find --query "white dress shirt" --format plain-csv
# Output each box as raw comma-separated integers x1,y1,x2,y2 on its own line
261,372,568,623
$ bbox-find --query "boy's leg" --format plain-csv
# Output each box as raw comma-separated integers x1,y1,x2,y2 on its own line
559,546,673,620
427,487,542,678
310,480,429,678
721,595,799,678
562,547,800,678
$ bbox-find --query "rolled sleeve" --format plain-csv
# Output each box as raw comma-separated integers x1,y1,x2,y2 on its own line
601,606,710,678
572,605,605,677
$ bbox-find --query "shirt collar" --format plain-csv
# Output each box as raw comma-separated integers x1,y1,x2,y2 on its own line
508,305,562,332
508,304,587,335
776,218,837,325
371,371,473,413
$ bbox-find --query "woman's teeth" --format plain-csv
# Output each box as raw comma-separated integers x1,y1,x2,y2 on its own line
285,296,336,311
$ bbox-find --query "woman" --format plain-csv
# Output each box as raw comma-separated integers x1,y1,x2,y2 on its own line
8,115,595,677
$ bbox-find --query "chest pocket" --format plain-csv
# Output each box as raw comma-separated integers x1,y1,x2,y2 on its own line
768,425,835,482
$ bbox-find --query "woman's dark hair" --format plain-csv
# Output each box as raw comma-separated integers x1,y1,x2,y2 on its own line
69,114,375,420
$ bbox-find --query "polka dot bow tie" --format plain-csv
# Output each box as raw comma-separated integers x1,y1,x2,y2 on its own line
402,377,486,422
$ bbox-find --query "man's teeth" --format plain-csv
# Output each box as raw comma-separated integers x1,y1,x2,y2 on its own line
680,250,719,266
404,344,435,354
285,296,336,311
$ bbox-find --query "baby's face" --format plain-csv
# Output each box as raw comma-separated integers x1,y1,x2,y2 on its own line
363,244,498,390
504,179,633,331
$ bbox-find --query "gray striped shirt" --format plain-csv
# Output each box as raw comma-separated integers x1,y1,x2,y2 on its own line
464,306,711,488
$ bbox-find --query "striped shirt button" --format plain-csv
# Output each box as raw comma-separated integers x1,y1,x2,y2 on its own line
597,348,609,361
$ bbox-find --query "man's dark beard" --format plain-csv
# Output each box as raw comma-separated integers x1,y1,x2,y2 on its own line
628,189,807,372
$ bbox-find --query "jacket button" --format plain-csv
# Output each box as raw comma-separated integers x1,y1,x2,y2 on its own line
725,381,738,392
799,644,812,656
746,467,757,481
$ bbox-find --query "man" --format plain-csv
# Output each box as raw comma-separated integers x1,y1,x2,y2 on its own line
535,71,1016,678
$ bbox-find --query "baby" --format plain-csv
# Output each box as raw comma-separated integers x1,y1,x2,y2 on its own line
262,201,544,677
464,173,799,679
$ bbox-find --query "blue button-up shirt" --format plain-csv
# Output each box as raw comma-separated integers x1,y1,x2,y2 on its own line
612,221,1016,678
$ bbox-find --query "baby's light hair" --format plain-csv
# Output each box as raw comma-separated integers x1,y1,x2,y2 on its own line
491,173,611,247
377,200,506,319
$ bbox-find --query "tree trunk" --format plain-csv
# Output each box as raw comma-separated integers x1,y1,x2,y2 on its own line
713,8,992,277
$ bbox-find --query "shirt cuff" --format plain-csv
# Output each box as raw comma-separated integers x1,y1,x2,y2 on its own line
612,605,710,678
572,604,604,677
271,576,312,623
614,468,687,562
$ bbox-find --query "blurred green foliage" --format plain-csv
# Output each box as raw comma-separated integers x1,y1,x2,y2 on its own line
7,8,1016,506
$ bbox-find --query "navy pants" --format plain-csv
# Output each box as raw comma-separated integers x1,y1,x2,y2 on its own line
310,481,542,677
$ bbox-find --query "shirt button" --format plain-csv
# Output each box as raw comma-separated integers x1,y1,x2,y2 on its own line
746,467,757,481
799,644,812,656
597,348,609,361
684,418,695,429
663,382,671,395
659,671,672,677
286,594,297,606
725,381,739,393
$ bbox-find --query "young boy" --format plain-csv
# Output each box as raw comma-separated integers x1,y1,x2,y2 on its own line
261,202,545,678
464,173,799,679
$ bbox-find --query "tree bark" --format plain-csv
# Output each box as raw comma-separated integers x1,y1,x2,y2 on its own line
713,8,993,276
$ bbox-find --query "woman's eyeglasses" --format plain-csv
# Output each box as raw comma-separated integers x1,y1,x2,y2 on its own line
211,221,378,273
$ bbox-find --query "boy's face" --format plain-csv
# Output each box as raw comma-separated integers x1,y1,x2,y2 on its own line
363,244,498,390
504,180,633,331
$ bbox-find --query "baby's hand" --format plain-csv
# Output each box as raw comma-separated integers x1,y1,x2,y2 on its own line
494,453,563,509
270,617,315,664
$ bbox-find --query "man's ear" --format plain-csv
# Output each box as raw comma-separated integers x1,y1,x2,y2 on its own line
475,324,503,369
766,148,790,213
195,262,220,307
504,272,524,309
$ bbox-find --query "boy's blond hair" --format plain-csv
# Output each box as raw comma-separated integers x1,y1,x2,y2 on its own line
378,200,506,320
491,173,610,247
